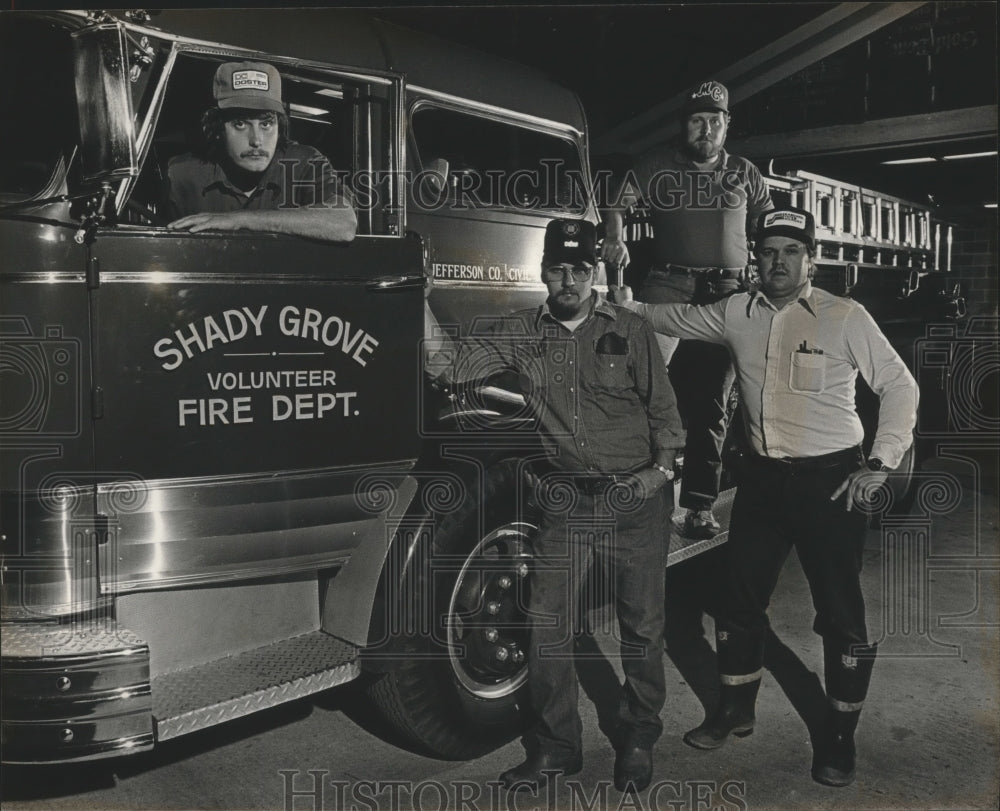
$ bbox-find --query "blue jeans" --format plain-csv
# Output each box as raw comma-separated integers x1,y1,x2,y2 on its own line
638,269,738,511
526,485,671,756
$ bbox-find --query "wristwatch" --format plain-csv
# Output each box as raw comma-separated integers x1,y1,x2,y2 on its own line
866,457,888,472
652,463,675,481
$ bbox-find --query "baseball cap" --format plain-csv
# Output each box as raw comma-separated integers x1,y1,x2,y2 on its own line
756,207,816,249
543,219,598,266
682,80,729,115
213,61,284,113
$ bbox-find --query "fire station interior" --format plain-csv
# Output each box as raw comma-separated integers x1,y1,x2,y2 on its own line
361,5,998,807
392,0,999,501
2,5,997,808
388,2,997,318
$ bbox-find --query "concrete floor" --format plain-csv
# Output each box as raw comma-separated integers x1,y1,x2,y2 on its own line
3,453,998,810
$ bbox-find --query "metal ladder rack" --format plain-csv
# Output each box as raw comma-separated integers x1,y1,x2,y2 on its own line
763,166,951,273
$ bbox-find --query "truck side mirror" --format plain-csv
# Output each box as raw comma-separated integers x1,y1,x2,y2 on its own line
71,22,139,183
424,157,450,194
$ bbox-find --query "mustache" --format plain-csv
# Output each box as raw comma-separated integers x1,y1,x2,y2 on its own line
240,150,270,158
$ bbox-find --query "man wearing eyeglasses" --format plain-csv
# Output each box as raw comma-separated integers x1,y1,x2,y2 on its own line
433,218,684,794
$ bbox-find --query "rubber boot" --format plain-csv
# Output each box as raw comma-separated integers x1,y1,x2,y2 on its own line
683,679,761,749
812,642,877,787
683,625,765,750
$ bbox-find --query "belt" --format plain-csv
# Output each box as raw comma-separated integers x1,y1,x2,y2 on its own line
655,263,744,279
748,446,862,471
566,475,628,496
535,465,642,495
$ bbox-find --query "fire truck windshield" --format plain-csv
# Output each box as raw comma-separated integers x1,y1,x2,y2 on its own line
0,16,77,204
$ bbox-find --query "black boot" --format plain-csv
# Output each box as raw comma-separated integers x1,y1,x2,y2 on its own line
812,642,877,787
812,707,861,786
684,624,765,750
683,678,761,749
614,744,653,793
499,750,583,792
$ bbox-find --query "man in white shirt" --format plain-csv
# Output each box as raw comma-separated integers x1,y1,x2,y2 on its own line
610,207,918,787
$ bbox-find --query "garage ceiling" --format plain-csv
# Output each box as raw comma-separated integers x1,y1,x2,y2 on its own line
375,1,998,221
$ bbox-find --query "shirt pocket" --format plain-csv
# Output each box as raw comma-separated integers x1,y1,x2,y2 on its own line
593,355,632,391
788,352,826,394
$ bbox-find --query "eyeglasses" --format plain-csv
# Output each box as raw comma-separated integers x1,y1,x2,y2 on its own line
542,264,595,282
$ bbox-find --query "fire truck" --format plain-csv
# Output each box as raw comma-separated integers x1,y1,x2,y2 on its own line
0,9,965,765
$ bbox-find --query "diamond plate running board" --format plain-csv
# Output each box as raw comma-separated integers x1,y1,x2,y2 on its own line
153,631,358,741
666,486,735,566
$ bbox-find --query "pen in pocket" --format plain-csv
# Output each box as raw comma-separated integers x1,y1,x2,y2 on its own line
797,341,824,355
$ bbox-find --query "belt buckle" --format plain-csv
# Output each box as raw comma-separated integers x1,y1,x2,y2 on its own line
590,474,616,494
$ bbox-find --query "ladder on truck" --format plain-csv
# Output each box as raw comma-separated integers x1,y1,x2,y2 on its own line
762,166,964,322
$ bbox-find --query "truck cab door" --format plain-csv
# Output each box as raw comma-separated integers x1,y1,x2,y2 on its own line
77,39,423,591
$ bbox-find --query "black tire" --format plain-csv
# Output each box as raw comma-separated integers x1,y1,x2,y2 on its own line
363,459,537,759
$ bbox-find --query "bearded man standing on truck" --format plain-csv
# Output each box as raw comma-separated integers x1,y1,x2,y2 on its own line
164,61,357,242
433,218,685,794
601,80,773,541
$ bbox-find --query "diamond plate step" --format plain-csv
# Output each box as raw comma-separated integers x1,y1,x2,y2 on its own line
153,631,358,741
666,485,734,566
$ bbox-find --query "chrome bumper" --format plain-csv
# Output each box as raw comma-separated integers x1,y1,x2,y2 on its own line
1,623,154,764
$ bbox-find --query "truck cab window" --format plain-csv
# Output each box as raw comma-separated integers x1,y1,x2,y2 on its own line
124,53,390,234
410,105,586,214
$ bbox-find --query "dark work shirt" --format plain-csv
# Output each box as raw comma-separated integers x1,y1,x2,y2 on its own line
164,141,353,220
631,146,773,269
451,292,685,473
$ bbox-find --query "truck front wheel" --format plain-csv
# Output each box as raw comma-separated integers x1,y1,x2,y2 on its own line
364,460,537,759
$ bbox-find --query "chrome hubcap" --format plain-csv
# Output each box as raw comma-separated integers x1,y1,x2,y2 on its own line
446,522,536,699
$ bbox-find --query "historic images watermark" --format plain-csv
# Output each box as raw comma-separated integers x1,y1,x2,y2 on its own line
279,771,748,811
274,162,752,215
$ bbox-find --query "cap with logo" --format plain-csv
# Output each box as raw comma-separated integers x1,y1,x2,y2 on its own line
543,219,598,266
756,207,816,249
213,61,284,113
683,80,729,115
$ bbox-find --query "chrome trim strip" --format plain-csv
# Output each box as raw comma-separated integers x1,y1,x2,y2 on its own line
720,670,763,686
430,279,549,292
105,553,354,594
95,459,416,493
96,465,415,593
1,729,155,765
1,273,86,283
87,271,390,285
407,84,584,136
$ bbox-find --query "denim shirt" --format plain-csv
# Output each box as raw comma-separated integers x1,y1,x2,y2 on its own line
451,292,685,473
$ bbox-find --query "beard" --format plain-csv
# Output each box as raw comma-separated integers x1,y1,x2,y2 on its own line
548,291,587,320
684,137,722,162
